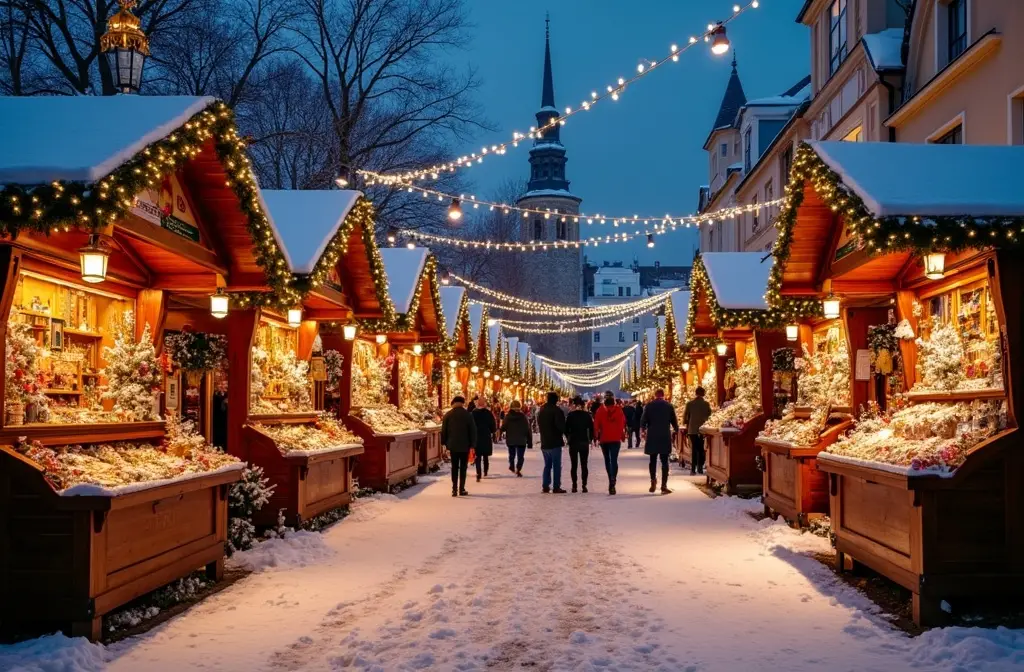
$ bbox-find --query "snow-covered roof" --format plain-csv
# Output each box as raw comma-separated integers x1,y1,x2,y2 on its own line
517,342,531,367
519,188,581,201
438,286,466,339
532,141,564,151
467,303,485,341
634,347,643,372
505,336,519,362
488,324,501,353
671,291,690,343
260,190,361,274
745,90,808,106
646,328,658,368
0,96,215,185
378,247,429,314
811,141,1024,217
538,106,559,114
701,253,773,310
863,28,904,70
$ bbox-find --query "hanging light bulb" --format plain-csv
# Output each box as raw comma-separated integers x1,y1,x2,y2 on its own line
386,228,398,245
487,318,497,327
822,294,841,320
210,287,229,319
786,324,799,341
483,370,491,378
287,307,302,328
449,359,458,369
343,323,358,341
716,341,728,357
447,198,463,223
406,241,416,250
923,252,946,280
441,270,451,285
494,374,501,381
647,234,655,248
78,234,111,283
375,334,388,345
413,344,423,355
335,167,351,188
682,361,690,372
471,365,480,374
710,24,730,55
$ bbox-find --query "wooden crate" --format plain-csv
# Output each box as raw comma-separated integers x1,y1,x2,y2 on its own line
344,416,423,492
758,420,851,526
818,430,1024,626
242,416,365,528
702,420,765,494
417,426,443,474
0,445,239,641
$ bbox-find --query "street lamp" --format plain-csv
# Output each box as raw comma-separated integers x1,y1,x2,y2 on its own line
101,0,150,94
210,288,229,319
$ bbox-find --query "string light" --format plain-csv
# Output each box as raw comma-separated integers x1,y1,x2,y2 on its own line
453,273,675,316
501,310,666,335
447,198,463,222
496,298,663,329
358,1,761,186
538,345,638,371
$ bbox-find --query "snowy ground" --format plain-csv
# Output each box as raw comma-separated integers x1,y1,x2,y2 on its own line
4,448,1024,671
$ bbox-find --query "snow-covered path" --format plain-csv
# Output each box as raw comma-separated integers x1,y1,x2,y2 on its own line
6,449,1024,671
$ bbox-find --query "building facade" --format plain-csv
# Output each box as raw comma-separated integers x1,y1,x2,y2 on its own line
586,266,660,394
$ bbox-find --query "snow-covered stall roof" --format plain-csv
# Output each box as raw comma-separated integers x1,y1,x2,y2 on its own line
0,96,215,185
700,253,773,310
862,28,903,70
633,347,643,375
646,328,658,368
505,337,519,364
671,292,690,344
260,190,362,274
467,303,485,342
811,141,1024,217
378,247,429,315
438,286,466,340
517,342,531,371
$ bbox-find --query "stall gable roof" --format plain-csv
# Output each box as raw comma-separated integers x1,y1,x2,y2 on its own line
700,252,772,310
378,247,428,314
646,328,658,368
670,292,690,343
518,342,531,366
260,190,361,274
488,324,501,352
812,141,1024,217
439,286,466,339
0,96,216,185
467,303,485,341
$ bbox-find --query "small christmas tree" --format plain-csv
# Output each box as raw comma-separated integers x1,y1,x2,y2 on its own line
226,465,275,555
916,319,965,391
102,311,162,421
5,320,48,416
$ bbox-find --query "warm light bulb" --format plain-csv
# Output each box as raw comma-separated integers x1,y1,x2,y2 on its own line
406,241,415,250
923,252,946,280
647,234,655,248
343,324,357,341
711,24,730,55
682,361,690,372
78,234,111,284
822,295,841,320
786,324,799,341
287,308,302,328
210,289,229,319
376,334,388,345
413,344,423,355
483,370,491,378
716,342,728,357
487,318,497,327
449,359,457,369
471,365,479,374
448,198,463,223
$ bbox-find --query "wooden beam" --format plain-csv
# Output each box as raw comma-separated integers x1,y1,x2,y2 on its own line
831,279,898,296
296,320,318,361
151,273,219,292
225,272,273,292
109,232,153,284
136,289,167,347
303,309,353,322
116,214,228,276
308,285,350,311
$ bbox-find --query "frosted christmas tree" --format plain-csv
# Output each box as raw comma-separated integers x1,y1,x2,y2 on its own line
916,319,965,391
102,311,162,421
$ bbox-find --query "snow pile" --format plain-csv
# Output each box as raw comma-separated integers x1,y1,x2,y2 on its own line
378,247,428,314
345,492,402,523
230,530,334,572
0,633,105,672
907,626,1024,670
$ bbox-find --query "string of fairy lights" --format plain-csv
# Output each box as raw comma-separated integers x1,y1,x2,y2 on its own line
495,299,663,330
538,345,638,371
452,273,675,316
356,1,761,187
559,362,631,387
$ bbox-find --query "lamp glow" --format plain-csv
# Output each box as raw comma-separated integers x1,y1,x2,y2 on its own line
786,324,799,341
210,288,229,319
710,24,730,55
923,252,946,280
483,370,491,378
449,359,457,369
486,318,497,327
471,365,479,374
646,234,655,248
822,295,841,320
343,324,357,341
447,198,463,223
682,361,690,372
716,342,728,357
78,234,111,283
413,344,423,355
287,308,302,328
375,334,388,345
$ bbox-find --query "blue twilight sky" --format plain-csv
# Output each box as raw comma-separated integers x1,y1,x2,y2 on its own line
455,0,809,266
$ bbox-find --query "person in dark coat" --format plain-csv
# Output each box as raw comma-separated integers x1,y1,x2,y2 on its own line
629,399,644,449
536,391,567,493
472,396,497,481
500,399,532,476
565,397,595,493
683,386,714,475
588,396,602,416
441,396,476,497
622,401,636,449
641,389,679,494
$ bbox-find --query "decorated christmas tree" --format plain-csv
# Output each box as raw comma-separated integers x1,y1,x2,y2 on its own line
102,312,162,421
5,320,48,419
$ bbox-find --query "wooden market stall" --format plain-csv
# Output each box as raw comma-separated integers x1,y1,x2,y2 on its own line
687,253,789,493
663,291,700,466
768,141,1024,625
0,96,284,638
466,302,491,402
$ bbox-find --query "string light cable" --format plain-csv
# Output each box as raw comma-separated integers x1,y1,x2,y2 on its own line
359,1,762,186
455,272,675,315
500,309,668,335
559,364,631,388
468,292,671,317
495,299,663,329
538,346,638,371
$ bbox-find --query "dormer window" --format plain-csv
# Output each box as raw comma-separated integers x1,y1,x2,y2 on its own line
829,0,848,77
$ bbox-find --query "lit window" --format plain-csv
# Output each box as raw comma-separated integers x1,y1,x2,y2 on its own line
841,125,863,142
829,0,848,76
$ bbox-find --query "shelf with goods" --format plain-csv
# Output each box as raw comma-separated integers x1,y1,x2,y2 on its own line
757,319,853,527
765,140,1024,625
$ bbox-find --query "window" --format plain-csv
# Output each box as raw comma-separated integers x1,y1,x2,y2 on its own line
781,145,793,182
594,352,601,361
765,179,774,207
829,0,848,76
533,218,543,240
625,287,632,297
751,194,759,233
948,0,967,63
632,316,640,324
618,286,624,297
618,332,625,343
933,124,963,145
842,125,863,142
743,127,752,172
633,331,640,342
593,331,601,343
733,136,740,155
557,221,567,240
720,143,728,157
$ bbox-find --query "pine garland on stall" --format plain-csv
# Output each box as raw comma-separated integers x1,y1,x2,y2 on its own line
102,312,161,421
701,362,717,408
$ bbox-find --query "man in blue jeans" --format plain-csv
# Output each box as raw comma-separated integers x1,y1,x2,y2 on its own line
536,391,567,494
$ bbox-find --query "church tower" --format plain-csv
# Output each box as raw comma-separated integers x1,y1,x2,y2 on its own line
514,16,586,363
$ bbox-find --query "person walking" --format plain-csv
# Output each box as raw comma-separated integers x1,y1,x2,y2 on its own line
501,399,532,476
472,396,496,481
622,400,636,450
640,389,679,494
594,394,627,495
565,397,595,493
441,396,476,497
682,386,713,475
588,395,602,416
536,391,567,494
629,399,644,449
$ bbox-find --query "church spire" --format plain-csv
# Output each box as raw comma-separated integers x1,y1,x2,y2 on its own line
541,12,555,108
710,50,746,132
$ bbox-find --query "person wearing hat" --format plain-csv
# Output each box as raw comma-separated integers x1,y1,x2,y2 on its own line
501,399,532,476
441,395,476,497
565,396,595,493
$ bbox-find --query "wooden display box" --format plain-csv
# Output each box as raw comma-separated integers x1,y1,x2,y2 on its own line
677,431,693,469
344,415,423,492
701,419,766,494
243,413,365,527
0,445,240,641
418,425,443,474
757,419,852,527
818,429,1024,626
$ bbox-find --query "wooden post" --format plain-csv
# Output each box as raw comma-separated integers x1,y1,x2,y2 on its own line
715,354,728,403
754,330,790,417
895,290,919,391
388,352,401,407
844,306,890,413
990,252,1022,428
136,288,166,347
296,320,318,361
337,337,356,417
226,308,259,462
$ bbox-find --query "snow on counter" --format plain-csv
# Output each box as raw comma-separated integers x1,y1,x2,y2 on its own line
281,442,364,458
818,451,955,478
59,462,244,497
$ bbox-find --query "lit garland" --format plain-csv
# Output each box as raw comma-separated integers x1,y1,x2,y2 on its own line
500,309,662,335
469,295,668,318
454,273,674,316
360,254,445,334
360,1,762,186
765,142,1024,309
559,363,628,388
496,299,664,330
538,345,638,370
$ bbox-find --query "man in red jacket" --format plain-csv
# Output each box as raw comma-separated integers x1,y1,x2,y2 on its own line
593,394,627,494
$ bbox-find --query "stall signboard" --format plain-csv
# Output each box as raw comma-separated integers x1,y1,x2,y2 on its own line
132,174,202,243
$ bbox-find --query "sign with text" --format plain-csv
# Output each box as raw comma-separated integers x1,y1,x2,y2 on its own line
132,174,202,243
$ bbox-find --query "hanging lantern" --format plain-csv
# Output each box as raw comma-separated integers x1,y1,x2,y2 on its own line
210,288,229,319
335,167,351,188
413,344,423,355
343,323,357,341
923,252,946,280
785,324,799,341
386,228,398,245
287,308,302,328
100,0,149,94
471,365,480,374
682,361,690,372
483,370,491,378
822,294,841,320
441,270,451,285
375,334,388,345
646,234,655,248
448,359,458,369
716,342,728,357
78,234,112,283
447,198,463,223
710,24,730,55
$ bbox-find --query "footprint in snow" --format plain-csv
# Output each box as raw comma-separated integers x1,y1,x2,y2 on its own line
429,584,445,594
430,628,457,640
402,600,418,609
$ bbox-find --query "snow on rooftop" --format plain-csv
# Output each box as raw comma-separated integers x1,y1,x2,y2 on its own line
505,337,519,362
488,323,501,351
378,247,428,315
671,291,691,343
0,96,215,185
439,286,466,339
701,253,773,310
520,188,581,200
744,92,808,106
518,342,531,365
260,190,361,274
646,328,658,368
863,28,904,70
811,141,1024,217
467,303,485,340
